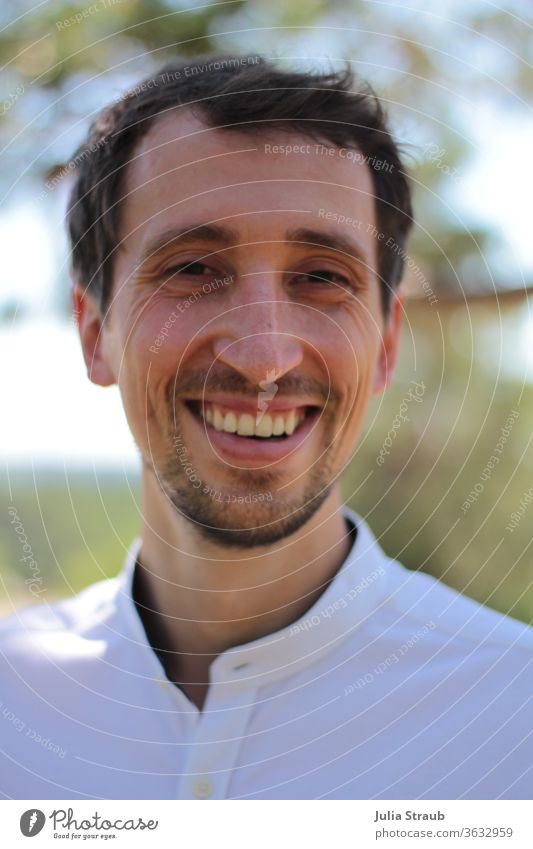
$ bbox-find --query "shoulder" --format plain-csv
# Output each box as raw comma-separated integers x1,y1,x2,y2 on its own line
346,508,533,655
384,555,533,655
0,575,122,666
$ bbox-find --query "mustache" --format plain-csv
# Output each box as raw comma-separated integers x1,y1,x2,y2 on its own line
164,367,336,407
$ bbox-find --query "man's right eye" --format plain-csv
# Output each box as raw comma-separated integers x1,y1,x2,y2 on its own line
164,261,213,276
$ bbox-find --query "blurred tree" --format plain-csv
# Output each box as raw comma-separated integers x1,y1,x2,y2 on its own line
0,0,531,300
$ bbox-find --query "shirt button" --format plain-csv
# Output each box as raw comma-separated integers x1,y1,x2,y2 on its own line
192,777,214,799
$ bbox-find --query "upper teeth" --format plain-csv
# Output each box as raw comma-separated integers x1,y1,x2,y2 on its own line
202,405,304,437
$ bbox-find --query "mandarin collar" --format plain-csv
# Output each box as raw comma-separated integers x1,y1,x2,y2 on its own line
115,507,388,689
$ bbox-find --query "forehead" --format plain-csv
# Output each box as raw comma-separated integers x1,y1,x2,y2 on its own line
119,110,376,254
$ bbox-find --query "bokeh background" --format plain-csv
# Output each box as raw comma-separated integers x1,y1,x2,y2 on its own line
1,0,532,623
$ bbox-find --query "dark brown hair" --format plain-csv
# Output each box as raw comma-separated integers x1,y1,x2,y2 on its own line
66,55,413,316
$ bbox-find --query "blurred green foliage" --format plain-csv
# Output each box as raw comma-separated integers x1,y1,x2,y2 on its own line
343,299,533,625
1,469,141,614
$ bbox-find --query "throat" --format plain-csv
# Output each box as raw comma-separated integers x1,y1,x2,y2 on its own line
132,562,214,711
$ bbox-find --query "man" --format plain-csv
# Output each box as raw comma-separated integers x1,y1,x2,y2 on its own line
1,56,531,800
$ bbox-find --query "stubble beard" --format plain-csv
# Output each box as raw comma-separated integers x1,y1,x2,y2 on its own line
151,404,339,549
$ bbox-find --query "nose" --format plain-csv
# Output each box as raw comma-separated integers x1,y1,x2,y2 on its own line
212,293,304,388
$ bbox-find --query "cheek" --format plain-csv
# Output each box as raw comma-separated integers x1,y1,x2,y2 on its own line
115,294,190,379
110,310,178,442
324,308,383,443
121,288,225,359
327,304,382,381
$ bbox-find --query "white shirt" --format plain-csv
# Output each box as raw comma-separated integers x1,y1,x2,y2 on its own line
0,507,531,800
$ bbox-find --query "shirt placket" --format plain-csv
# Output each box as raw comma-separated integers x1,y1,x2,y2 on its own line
176,672,259,800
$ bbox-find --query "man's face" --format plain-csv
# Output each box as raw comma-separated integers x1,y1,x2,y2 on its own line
77,112,402,547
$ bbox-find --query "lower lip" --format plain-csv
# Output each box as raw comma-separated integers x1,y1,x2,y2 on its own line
184,404,321,466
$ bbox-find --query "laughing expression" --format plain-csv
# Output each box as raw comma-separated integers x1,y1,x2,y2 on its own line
80,112,402,546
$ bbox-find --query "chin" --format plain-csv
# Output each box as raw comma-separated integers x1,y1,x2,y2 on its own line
179,492,332,549
156,462,334,549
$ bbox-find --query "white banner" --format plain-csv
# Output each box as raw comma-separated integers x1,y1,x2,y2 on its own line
0,800,531,848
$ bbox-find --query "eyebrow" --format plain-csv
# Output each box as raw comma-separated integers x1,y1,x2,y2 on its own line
136,223,370,268
286,228,370,268
137,223,239,266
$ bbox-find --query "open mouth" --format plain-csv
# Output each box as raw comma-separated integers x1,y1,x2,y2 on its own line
185,400,320,440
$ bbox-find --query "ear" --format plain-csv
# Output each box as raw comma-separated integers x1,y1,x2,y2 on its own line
72,283,116,387
373,288,404,395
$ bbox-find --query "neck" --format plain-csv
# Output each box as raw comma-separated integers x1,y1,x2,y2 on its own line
134,470,353,709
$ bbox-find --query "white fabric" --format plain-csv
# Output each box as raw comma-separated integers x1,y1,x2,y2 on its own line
0,507,531,800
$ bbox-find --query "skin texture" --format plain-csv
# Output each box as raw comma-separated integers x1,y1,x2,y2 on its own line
73,111,403,710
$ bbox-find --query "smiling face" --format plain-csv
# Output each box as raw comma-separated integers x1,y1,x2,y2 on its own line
76,111,403,547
